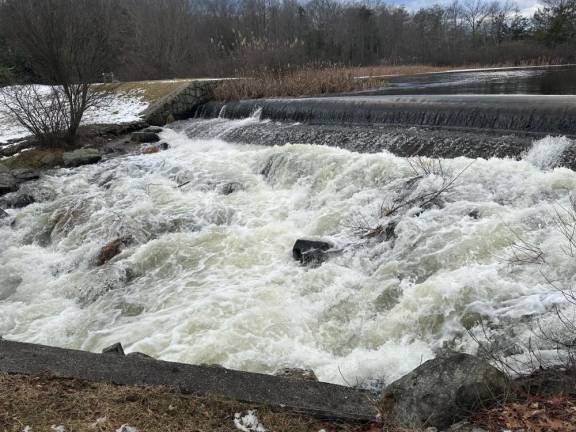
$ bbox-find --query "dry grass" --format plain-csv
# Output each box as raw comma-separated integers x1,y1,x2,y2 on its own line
213,64,463,101
0,373,381,432
107,80,195,103
350,64,457,78
213,65,387,100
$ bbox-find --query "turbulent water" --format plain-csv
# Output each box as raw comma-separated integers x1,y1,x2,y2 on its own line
1,116,576,388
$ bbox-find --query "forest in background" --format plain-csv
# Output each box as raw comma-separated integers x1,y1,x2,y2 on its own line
0,0,575,83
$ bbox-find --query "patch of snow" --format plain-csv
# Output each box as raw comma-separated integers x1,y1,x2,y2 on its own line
234,410,267,432
50,426,66,432
83,90,148,125
22,427,32,432
89,417,107,429
116,425,138,432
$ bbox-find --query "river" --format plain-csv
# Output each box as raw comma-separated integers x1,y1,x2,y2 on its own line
358,65,576,96
1,112,575,389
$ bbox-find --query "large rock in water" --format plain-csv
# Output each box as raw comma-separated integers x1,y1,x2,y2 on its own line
292,239,334,266
63,148,102,167
381,352,509,429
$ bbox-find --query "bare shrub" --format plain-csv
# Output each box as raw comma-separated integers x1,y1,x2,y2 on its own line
349,159,473,239
382,160,473,218
0,0,118,144
476,195,576,375
505,228,547,266
551,195,576,258
0,84,112,145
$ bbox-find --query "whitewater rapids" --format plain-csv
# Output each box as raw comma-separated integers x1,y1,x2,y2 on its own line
1,116,575,388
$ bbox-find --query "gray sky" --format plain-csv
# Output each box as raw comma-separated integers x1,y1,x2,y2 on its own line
386,0,541,15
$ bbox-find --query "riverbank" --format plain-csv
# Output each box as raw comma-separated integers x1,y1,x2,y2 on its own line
2,339,576,431
0,373,375,432
3,366,576,431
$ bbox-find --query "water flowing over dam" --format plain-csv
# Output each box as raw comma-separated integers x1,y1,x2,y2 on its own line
2,113,576,389
199,95,576,137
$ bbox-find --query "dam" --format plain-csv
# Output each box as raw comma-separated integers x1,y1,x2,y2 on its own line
199,95,576,137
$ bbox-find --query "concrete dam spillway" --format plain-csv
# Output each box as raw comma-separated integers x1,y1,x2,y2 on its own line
200,95,576,137
194,94,576,168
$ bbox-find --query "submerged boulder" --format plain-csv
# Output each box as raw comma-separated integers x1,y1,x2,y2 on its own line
141,142,169,154
292,239,334,266
221,182,244,195
0,192,35,209
131,131,160,143
10,168,40,183
381,352,509,429
0,172,17,196
63,148,102,167
96,237,132,266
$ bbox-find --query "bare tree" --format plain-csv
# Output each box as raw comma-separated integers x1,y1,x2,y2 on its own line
0,0,118,144
461,0,496,44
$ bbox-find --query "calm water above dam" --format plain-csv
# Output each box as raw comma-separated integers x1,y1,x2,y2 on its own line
360,65,576,96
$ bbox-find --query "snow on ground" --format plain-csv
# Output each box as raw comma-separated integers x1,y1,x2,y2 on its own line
234,411,268,432
0,86,149,145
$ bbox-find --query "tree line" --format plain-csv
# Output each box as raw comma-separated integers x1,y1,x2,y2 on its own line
0,0,575,83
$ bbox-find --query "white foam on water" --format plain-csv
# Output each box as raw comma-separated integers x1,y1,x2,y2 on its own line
1,122,576,386
524,135,573,169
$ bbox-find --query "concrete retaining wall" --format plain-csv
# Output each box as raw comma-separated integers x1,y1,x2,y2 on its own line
142,80,224,126
0,339,377,422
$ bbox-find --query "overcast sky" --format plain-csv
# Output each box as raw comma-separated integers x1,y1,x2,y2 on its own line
385,0,541,15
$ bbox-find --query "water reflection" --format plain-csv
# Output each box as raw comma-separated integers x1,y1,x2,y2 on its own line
362,65,576,95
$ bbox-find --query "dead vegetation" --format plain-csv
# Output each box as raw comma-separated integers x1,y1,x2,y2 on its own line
349,157,472,240
4,371,576,432
213,65,384,100
0,373,382,432
473,393,576,432
213,63,462,101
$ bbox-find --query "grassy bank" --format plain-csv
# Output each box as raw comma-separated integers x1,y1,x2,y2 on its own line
0,373,378,432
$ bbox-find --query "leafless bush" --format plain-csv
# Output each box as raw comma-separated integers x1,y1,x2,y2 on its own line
348,159,473,240
551,195,576,258
0,85,68,145
0,0,117,144
0,84,113,145
407,156,448,177
382,160,473,218
479,195,576,375
505,228,547,266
